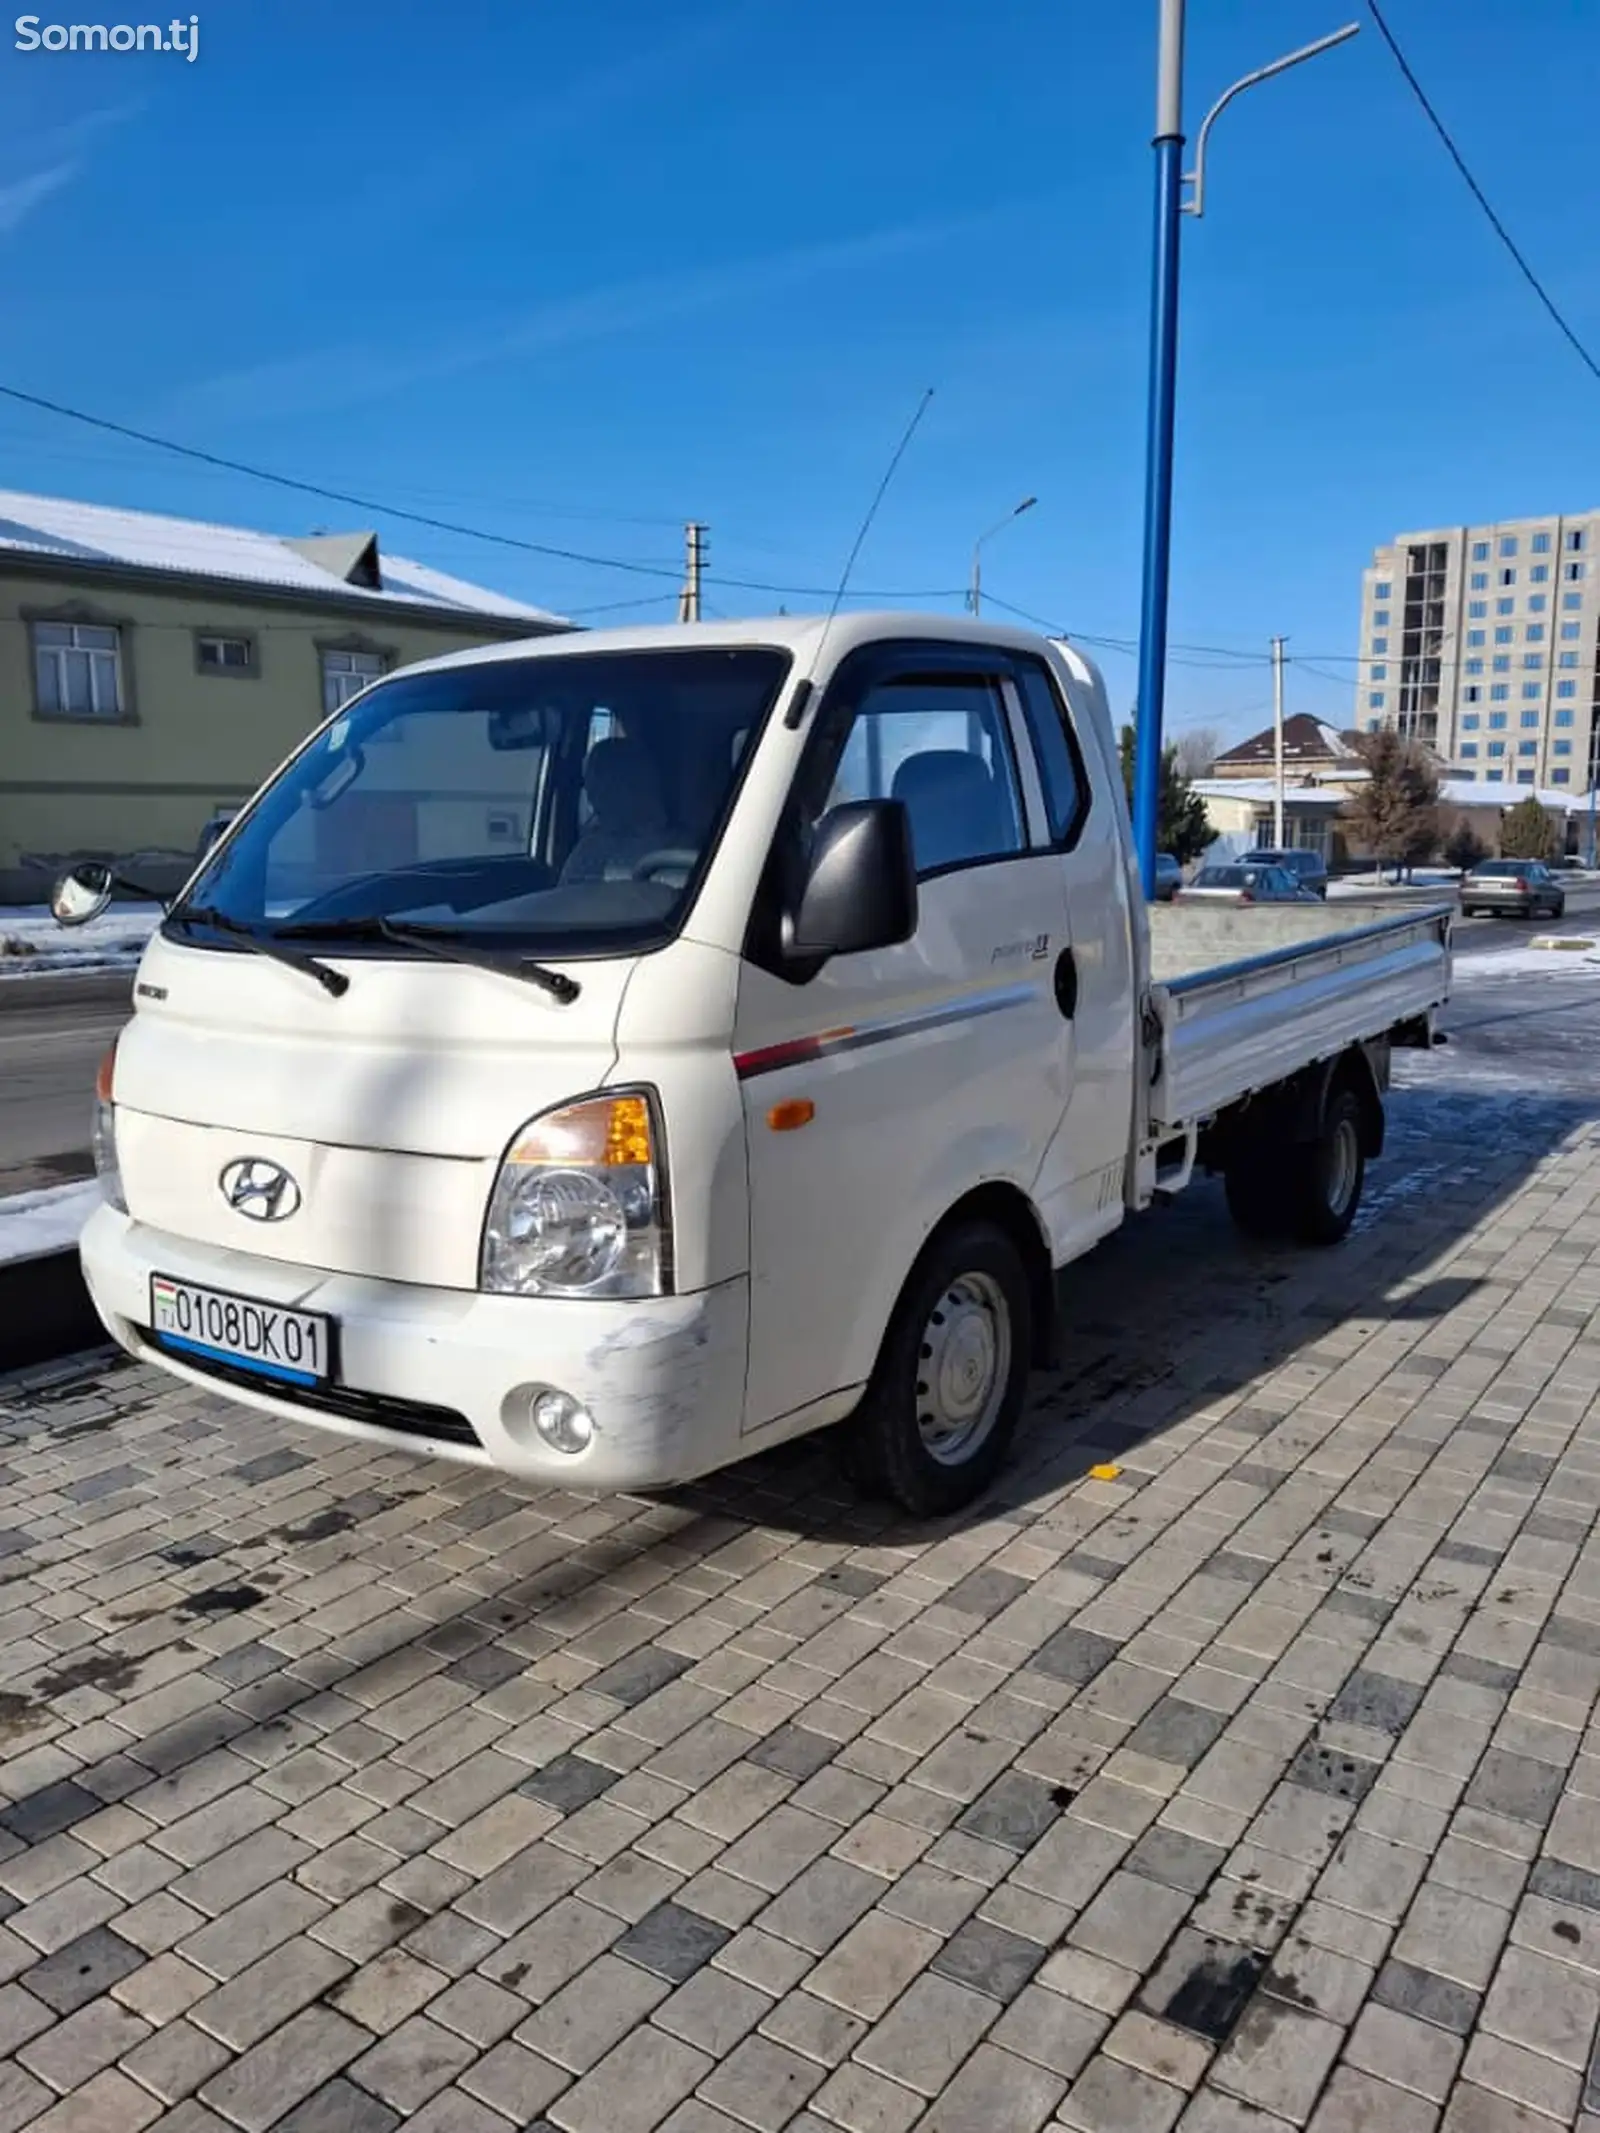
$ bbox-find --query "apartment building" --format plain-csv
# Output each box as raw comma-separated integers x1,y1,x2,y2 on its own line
1357,512,1600,792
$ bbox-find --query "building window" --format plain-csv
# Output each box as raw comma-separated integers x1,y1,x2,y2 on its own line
320,645,387,714
1530,594,1547,611
1526,624,1545,642
1554,739,1573,756
1367,690,1385,710
1460,742,1479,757
1556,708,1575,726
1370,664,1387,682
1497,599,1515,617
1494,627,1513,644
195,632,255,676
1463,708,1481,723
1470,572,1488,592
1522,709,1541,726
1490,701,1508,718
1560,652,1580,668
1465,660,1483,677
1366,718,1381,734
1557,681,1578,699
1371,637,1388,655
1516,770,1536,784
1568,529,1587,551
1523,655,1543,671
1531,564,1549,583
1471,541,1489,562
1552,768,1571,784
1373,609,1390,628
1532,531,1551,554
1518,741,1538,756
1468,602,1487,621
1522,683,1541,699
1566,561,1586,581
1373,581,1391,600
1493,656,1510,673
1500,569,1516,587
1500,536,1518,557
1486,768,1504,782
1489,740,1507,756
1561,621,1581,640
1564,592,1582,611
1467,629,1486,647
31,619,125,721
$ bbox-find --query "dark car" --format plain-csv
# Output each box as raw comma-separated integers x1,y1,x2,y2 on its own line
1175,862,1318,908
1460,859,1565,920
1152,851,1183,902
1242,846,1329,898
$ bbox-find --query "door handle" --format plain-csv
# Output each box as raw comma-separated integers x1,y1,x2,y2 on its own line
1053,946,1078,1020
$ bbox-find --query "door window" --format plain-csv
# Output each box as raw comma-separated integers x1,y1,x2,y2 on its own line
1013,658,1089,846
822,675,1025,877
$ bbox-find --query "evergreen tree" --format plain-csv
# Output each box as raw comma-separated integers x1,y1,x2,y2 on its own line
1119,724,1218,866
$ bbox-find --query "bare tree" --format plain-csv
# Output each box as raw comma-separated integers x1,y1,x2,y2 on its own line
1172,726,1222,780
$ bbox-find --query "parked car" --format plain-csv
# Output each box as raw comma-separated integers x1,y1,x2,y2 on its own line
1175,862,1318,907
1152,851,1183,902
51,614,1451,1516
1242,847,1329,898
1460,859,1566,920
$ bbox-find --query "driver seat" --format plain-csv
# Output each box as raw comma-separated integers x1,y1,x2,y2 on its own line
560,737,670,883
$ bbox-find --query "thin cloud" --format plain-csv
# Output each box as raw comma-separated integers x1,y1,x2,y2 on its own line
0,164,77,235
167,200,1034,428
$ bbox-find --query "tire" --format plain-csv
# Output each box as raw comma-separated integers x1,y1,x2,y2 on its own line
1287,1087,1366,1246
1553,899,1566,920
842,1220,1032,1517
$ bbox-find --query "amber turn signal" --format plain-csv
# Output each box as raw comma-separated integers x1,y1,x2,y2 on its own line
766,1098,815,1132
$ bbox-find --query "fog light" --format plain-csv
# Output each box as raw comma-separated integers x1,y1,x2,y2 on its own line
531,1388,595,1455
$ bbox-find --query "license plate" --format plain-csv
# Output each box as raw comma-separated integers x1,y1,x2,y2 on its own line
150,1274,333,1387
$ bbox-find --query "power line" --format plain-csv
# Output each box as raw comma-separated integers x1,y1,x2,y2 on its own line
1365,0,1600,386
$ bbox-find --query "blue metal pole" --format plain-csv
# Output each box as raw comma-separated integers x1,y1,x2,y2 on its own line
1132,4,1186,904
1589,733,1597,868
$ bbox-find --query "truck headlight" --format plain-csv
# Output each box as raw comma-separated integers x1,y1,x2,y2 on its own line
93,1041,127,1215
480,1089,670,1299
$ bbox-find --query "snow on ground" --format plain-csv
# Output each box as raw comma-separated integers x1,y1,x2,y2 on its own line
1451,938,1600,982
0,904,159,980
0,1180,100,1265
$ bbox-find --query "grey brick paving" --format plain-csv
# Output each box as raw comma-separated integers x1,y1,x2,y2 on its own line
6,1056,1600,2126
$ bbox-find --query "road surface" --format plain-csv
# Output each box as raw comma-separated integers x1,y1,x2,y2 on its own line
2,882,1598,1191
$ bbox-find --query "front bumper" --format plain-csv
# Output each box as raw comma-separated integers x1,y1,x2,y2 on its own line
80,1203,750,1490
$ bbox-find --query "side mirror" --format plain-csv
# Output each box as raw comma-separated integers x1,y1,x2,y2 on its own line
788,800,917,960
49,862,115,928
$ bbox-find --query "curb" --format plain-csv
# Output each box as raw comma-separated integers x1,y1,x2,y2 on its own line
1530,936,1600,953
0,970,136,1014
0,1249,104,1374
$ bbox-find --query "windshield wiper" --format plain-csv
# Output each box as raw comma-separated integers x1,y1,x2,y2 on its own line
169,905,350,998
271,916,580,1004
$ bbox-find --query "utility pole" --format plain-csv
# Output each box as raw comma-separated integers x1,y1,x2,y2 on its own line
678,522,706,623
1272,636,1287,848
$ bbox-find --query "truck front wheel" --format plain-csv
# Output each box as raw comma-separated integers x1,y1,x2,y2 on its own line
843,1220,1032,1517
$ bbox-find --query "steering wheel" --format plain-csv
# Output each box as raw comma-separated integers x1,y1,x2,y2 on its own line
630,848,699,884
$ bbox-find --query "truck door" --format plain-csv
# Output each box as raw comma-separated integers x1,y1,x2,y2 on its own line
732,640,1078,1437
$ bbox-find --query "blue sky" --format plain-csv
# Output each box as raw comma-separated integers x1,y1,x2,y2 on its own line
2,0,1597,746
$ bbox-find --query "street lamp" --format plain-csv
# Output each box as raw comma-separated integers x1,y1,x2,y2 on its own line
1130,5,1360,899
970,497,1037,616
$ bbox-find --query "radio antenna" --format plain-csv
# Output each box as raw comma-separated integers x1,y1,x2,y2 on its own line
784,387,934,730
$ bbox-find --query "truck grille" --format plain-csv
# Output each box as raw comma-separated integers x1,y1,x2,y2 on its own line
135,1329,481,1448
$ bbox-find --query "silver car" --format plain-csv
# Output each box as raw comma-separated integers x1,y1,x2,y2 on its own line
1175,862,1318,908
1460,859,1565,920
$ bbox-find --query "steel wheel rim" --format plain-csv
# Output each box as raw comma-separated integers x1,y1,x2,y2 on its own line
915,1271,1010,1466
1326,1117,1360,1218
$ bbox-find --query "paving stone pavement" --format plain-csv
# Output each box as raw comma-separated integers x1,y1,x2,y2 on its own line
3,1068,1600,2131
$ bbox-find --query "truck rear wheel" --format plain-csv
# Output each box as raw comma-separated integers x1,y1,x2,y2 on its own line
843,1220,1032,1517
1288,1086,1366,1245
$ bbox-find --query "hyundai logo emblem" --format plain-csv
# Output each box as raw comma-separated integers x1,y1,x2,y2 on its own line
218,1157,301,1222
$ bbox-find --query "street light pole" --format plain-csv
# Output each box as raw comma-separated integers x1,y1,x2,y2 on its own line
1588,717,1598,868
1130,7,1360,901
1272,635,1287,848
969,496,1038,616
1131,0,1186,903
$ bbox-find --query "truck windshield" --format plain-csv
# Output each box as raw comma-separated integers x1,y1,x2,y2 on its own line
174,645,791,960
